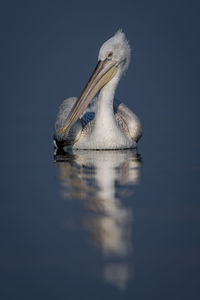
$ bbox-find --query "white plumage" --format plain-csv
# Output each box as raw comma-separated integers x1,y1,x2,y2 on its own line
54,30,142,150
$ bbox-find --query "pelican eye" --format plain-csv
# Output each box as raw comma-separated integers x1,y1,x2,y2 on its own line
107,52,113,59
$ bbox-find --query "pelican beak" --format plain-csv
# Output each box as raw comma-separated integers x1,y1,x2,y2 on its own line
62,59,118,134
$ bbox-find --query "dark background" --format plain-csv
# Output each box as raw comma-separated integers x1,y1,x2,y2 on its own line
0,0,200,299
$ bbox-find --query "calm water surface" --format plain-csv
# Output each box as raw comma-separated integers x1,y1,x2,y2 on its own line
1,135,199,299
54,149,141,292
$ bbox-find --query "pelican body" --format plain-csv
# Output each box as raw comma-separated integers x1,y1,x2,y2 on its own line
54,31,142,150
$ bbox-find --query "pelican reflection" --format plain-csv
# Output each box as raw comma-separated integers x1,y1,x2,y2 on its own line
54,149,141,290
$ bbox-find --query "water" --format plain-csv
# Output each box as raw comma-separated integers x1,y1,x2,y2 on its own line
54,149,141,292
1,1,200,299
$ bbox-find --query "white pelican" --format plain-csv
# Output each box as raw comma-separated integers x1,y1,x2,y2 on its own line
54,30,142,150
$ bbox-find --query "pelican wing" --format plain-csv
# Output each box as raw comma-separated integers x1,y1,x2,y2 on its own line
114,99,142,142
54,97,83,147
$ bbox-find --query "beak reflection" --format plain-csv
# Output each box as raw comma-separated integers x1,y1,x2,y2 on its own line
55,150,142,291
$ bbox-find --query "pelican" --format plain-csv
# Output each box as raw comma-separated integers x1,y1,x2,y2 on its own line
54,30,142,150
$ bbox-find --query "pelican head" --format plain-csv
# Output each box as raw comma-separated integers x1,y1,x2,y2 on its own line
98,30,131,76
62,30,131,134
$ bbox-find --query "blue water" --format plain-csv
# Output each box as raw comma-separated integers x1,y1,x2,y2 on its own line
0,1,200,299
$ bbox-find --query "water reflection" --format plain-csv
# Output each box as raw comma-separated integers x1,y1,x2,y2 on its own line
54,149,141,291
